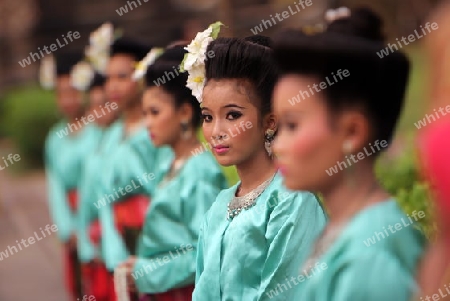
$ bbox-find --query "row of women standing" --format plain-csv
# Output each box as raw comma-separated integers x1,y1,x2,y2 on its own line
44,6,449,301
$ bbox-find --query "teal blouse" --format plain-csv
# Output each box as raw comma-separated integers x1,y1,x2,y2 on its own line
133,151,228,293
293,200,425,301
76,122,125,263
45,121,101,242
97,124,173,271
193,172,327,301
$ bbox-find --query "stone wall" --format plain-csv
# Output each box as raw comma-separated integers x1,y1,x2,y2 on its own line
0,0,438,91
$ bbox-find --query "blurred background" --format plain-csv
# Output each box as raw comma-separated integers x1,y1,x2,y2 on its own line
0,0,445,300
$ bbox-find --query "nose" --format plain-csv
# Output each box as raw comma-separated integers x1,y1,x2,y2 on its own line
272,132,283,158
210,119,228,142
143,114,152,132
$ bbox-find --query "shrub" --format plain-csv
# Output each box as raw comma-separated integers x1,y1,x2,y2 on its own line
1,85,59,168
376,147,436,239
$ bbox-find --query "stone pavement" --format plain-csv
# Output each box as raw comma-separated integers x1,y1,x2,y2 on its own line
0,170,70,301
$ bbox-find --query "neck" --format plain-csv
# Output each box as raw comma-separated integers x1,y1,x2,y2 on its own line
123,101,143,135
123,101,142,125
171,135,200,161
235,149,276,196
321,163,389,226
68,111,85,134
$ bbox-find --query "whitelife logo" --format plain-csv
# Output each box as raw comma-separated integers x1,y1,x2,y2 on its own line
376,22,439,59
18,31,81,67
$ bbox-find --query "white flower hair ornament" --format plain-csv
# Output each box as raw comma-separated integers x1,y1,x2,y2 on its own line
39,54,56,90
70,61,95,91
85,22,121,74
132,47,164,81
180,21,224,103
325,7,351,23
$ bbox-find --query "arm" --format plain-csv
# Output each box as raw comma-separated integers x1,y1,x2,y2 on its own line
257,191,327,301
45,135,75,242
77,172,100,262
133,178,220,293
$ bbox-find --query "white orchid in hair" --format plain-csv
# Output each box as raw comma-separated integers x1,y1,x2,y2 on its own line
70,61,95,91
85,22,119,74
180,21,224,103
39,54,56,90
325,7,351,23
132,47,164,81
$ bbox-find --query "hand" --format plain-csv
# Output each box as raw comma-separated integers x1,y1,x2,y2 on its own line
121,256,137,293
67,233,77,250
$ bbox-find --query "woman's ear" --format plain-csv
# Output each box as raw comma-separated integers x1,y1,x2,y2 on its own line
178,101,194,124
264,113,278,132
338,110,371,152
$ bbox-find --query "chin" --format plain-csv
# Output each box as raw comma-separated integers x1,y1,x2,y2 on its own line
281,174,310,192
213,155,236,167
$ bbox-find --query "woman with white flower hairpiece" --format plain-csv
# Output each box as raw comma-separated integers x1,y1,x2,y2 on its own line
115,44,228,301
182,24,326,301
44,52,103,300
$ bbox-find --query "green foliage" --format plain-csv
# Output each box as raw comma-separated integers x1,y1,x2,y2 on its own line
0,85,58,168
376,149,436,239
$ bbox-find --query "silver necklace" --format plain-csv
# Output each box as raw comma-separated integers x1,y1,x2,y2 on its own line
158,157,188,188
227,173,276,221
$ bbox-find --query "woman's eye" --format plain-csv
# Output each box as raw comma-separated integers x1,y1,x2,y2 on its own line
226,111,242,120
280,120,297,131
285,122,297,131
118,73,130,79
150,109,159,115
202,114,212,122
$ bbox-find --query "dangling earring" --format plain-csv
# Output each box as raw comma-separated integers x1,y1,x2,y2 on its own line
265,129,275,158
342,140,356,188
181,121,192,140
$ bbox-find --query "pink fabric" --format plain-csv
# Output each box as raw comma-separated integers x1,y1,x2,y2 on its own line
419,119,450,226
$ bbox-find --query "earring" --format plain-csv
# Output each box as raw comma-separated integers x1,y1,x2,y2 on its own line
265,129,275,158
181,121,192,140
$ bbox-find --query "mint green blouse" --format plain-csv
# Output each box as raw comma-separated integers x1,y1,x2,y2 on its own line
97,124,173,271
45,122,101,242
133,151,228,293
292,200,425,301
193,172,327,301
76,122,125,263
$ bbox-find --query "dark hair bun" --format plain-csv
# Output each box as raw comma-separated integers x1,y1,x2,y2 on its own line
205,37,278,116
244,35,272,48
55,52,83,76
327,7,385,43
110,37,151,61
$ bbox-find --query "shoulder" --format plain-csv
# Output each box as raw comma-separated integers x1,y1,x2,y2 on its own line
329,249,419,301
345,200,425,249
183,151,226,182
45,121,67,147
263,173,323,216
329,200,425,275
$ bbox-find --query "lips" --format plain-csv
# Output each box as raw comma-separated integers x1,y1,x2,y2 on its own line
213,145,230,155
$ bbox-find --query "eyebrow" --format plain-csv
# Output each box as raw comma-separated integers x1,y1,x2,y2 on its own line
201,104,245,110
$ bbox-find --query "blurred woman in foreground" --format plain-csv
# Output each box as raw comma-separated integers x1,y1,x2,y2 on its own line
272,8,425,300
